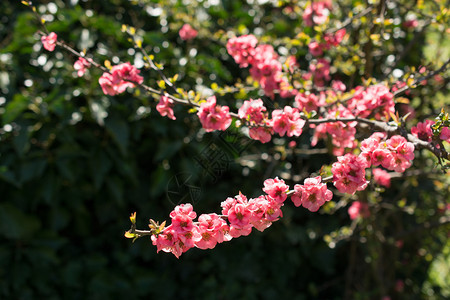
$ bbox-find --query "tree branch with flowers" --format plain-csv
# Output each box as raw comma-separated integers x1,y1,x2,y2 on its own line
25,0,450,263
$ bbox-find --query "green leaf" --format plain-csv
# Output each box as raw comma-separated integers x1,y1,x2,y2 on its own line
3,94,29,125
0,203,41,239
19,159,47,184
105,115,129,156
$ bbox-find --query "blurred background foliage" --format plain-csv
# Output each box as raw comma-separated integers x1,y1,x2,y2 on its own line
0,0,449,299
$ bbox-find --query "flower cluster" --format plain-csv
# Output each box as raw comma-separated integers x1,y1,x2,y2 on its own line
238,98,273,143
441,127,450,143
308,58,331,87
332,153,369,194
197,96,232,132
302,1,332,26
348,84,395,119
150,176,334,258
295,92,326,113
41,32,57,52
99,62,144,96
411,120,434,142
291,176,333,212
308,29,346,57
271,106,306,137
359,134,415,173
372,168,391,188
156,95,176,120
311,105,357,155
74,57,91,77
179,24,198,41
348,201,370,220
226,35,258,68
227,35,293,98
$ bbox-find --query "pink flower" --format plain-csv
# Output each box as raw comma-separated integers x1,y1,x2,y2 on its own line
111,62,143,85
222,193,253,238
372,168,391,187
322,105,357,153
271,106,305,137
308,41,323,56
226,35,258,67
348,85,394,119
411,120,434,142
195,213,229,249
291,176,333,212
249,44,284,98
359,137,381,168
285,55,298,73
332,154,369,195
323,29,346,48
371,148,393,169
197,96,232,132
385,135,415,172
332,80,346,92
169,203,197,233
440,127,450,143
99,62,144,96
238,98,267,125
309,58,331,87
403,19,418,28
99,73,118,96
263,177,289,203
303,2,330,26
74,57,91,77
249,127,273,144
295,92,324,112
248,196,283,232
179,24,198,41
41,32,57,52
348,201,370,220
156,95,176,120
151,225,178,253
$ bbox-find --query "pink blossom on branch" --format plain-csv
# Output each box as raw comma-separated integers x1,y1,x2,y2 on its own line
262,177,289,204
197,96,232,132
221,193,253,238
348,201,370,220
372,168,391,188
308,41,323,56
295,92,325,113
195,213,230,249
303,1,331,27
271,106,306,137
441,127,450,143
111,62,144,85
156,95,176,120
226,34,258,67
238,98,267,125
291,176,333,212
179,24,198,41
73,57,91,77
332,153,369,195
411,120,434,142
347,84,395,119
238,98,273,143
323,29,346,48
41,32,57,51
385,135,415,173
99,62,143,96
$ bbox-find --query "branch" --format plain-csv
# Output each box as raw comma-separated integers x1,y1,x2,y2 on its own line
393,58,450,97
325,6,374,34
